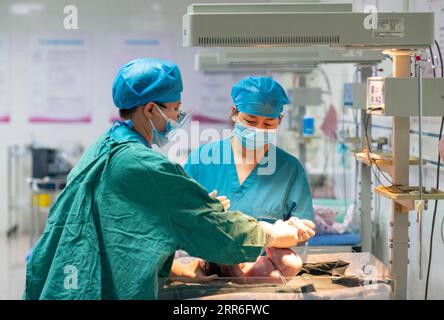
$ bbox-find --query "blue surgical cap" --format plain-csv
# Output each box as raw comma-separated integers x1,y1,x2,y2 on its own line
112,58,183,110
231,76,289,118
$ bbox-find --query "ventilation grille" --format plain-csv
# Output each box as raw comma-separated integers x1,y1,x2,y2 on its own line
198,35,340,45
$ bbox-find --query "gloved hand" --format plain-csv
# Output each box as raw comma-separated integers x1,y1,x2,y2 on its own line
170,259,218,283
259,220,301,248
288,217,316,242
209,190,231,212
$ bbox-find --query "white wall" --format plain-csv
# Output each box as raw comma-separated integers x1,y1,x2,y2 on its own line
0,0,443,300
0,0,356,234
0,0,267,234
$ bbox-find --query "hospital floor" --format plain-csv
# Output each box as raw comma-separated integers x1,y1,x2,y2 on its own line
0,233,29,299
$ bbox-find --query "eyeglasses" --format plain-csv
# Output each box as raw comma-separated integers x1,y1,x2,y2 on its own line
154,102,187,123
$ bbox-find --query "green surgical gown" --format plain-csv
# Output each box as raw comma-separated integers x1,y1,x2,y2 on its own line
24,121,265,300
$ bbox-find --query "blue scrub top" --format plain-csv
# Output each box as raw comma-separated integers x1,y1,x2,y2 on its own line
110,120,150,147
184,138,314,221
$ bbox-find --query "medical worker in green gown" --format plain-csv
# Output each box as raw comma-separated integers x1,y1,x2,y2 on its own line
24,58,307,300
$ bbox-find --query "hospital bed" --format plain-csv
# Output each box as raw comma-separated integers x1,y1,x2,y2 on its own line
159,252,393,300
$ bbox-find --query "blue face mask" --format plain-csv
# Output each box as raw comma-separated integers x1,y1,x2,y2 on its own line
233,119,277,150
149,104,188,148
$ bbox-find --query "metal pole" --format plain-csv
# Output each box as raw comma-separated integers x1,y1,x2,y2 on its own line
417,63,424,280
7,146,12,234
30,180,35,247
297,75,307,168
390,51,412,300
359,64,374,254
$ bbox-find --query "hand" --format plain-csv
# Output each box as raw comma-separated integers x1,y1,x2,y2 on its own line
170,259,218,283
209,190,231,211
259,220,300,248
288,217,316,242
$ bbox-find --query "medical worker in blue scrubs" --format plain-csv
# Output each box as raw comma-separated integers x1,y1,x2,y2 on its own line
184,76,315,225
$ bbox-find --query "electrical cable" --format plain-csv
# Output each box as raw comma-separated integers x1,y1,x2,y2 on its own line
341,88,348,207
429,46,437,78
363,113,404,193
316,67,332,96
425,40,444,300
441,213,444,244
363,111,404,190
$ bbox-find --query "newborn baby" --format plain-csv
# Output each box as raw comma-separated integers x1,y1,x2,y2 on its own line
213,218,315,283
216,247,303,284
175,218,314,284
